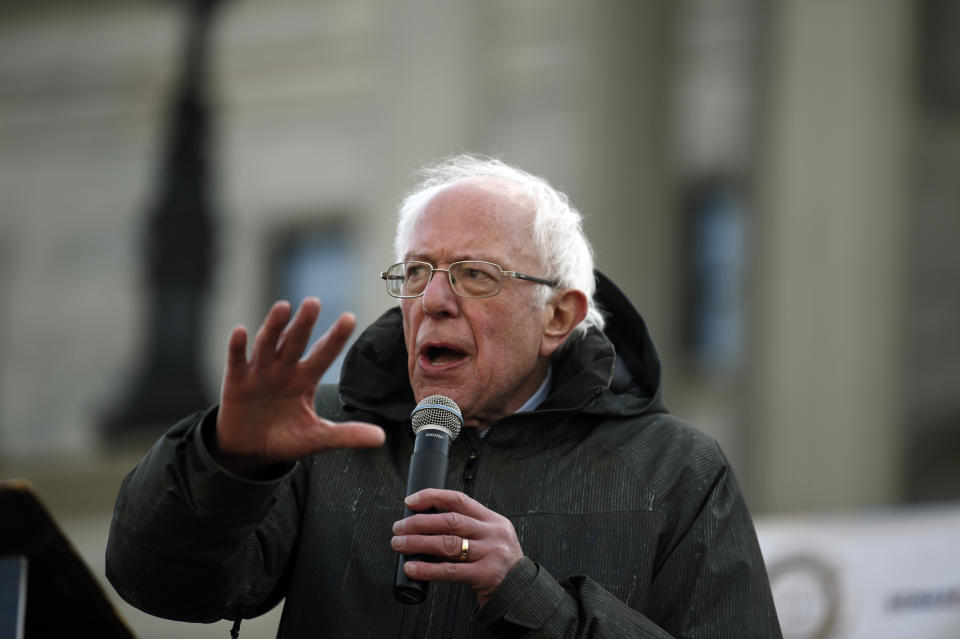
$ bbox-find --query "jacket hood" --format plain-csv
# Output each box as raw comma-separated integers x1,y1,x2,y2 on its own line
338,270,666,424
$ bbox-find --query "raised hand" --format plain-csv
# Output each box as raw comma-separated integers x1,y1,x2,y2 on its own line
214,297,385,475
391,489,524,607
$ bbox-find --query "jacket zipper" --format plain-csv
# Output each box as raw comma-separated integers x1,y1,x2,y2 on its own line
439,441,480,639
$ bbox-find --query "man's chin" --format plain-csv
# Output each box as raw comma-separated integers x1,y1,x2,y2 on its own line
411,379,467,408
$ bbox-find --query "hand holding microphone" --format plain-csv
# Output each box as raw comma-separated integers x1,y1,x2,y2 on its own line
392,395,524,607
393,395,463,604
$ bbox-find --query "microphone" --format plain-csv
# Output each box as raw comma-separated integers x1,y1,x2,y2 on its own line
394,394,463,605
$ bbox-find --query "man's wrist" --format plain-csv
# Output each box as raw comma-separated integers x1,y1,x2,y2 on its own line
201,408,293,480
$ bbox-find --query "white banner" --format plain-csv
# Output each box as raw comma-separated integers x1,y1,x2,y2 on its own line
756,503,960,638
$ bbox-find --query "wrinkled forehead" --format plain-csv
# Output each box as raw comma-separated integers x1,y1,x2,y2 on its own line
402,177,539,262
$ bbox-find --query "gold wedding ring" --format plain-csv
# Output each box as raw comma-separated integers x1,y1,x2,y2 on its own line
459,538,469,561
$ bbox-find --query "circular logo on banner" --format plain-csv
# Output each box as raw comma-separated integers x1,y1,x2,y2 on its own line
767,554,841,639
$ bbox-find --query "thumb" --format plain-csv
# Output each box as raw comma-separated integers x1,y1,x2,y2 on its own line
313,420,386,452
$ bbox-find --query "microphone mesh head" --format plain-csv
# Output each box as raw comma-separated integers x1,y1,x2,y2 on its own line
411,395,463,440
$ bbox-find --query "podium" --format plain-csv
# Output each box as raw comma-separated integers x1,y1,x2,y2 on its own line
0,480,134,638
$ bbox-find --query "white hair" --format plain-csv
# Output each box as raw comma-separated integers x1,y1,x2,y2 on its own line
394,154,605,338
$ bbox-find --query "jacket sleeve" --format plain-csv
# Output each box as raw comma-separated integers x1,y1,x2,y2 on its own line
105,408,303,623
474,459,782,638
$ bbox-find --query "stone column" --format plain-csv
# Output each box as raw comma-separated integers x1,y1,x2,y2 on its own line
749,0,912,511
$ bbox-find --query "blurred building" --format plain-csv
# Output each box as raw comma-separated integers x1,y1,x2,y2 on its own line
1,0,959,636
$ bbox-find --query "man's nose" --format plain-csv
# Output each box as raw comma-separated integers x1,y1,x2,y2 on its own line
420,269,459,317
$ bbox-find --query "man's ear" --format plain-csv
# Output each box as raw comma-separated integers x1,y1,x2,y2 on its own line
540,289,589,357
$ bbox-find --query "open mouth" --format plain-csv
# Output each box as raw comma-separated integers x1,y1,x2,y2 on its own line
425,345,467,366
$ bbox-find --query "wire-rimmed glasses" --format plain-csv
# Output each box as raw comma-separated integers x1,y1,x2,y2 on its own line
380,260,558,299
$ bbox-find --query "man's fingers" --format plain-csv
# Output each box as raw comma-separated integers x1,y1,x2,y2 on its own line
392,490,523,603
313,421,386,451
394,510,483,539
302,312,357,378
252,301,292,365
277,298,321,363
224,325,249,381
403,489,493,521
401,560,471,583
391,533,473,561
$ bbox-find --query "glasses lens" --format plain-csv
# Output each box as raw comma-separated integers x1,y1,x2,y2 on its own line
450,261,502,297
386,262,432,297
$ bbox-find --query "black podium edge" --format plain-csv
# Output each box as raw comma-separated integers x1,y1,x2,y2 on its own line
0,479,136,638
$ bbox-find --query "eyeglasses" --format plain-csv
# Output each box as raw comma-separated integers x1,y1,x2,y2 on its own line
380,260,559,299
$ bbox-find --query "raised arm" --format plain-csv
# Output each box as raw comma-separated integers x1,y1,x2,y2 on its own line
106,299,385,621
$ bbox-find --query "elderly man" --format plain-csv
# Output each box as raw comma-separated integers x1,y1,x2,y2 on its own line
106,156,781,638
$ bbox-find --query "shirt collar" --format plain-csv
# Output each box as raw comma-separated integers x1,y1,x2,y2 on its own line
478,365,553,439
516,365,553,413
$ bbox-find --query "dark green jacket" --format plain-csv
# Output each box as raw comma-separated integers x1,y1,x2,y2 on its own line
106,273,781,638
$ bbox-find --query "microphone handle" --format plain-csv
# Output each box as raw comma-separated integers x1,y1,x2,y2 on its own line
394,429,452,604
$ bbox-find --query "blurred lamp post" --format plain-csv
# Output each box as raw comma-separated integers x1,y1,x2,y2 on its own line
104,0,223,441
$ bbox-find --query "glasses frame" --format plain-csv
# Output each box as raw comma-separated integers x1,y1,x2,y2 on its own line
380,260,559,299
